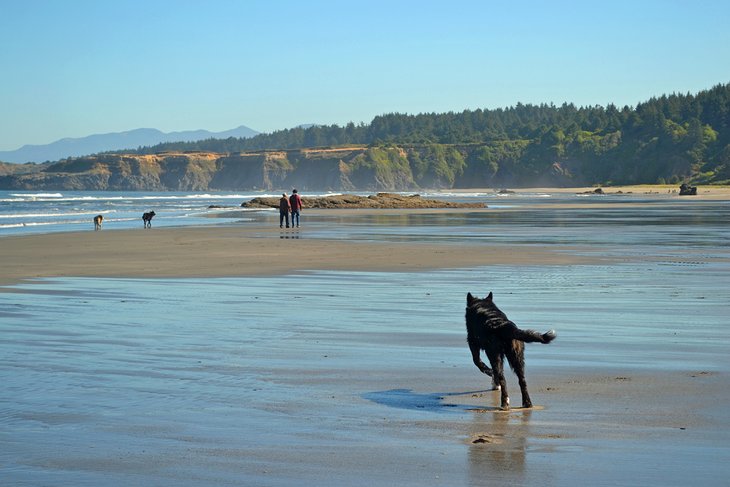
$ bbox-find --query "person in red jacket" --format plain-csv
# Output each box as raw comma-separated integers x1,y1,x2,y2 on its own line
289,189,302,227
279,193,290,228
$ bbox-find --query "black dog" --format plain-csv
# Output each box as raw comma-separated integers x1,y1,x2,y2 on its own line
142,211,156,228
465,292,556,409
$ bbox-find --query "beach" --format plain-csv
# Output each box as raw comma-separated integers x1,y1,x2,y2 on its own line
1,188,729,486
0,217,597,288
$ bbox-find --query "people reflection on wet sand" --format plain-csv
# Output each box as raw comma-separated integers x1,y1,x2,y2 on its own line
280,228,300,239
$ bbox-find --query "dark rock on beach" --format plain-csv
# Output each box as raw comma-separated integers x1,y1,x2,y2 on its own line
679,183,697,196
241,193,486,209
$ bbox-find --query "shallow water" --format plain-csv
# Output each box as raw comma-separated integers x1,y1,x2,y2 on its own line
296,198,730,249
1,196,729,486
5,188,727,243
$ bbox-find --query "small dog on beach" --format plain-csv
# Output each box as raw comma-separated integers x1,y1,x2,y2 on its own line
93,214,103,231
142,211,156,228
465,292,556,409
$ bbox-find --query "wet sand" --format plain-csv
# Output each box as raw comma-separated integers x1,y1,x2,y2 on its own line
1,191,729,486
2,268,728,486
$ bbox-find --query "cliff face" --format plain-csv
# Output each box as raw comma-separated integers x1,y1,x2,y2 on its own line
0,144,580,191
0,147,420,191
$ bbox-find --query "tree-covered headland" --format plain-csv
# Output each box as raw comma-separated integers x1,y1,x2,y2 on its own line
2,83,728,190
132,82,730,187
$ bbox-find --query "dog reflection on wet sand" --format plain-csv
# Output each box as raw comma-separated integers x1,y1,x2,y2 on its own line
468,409,532,478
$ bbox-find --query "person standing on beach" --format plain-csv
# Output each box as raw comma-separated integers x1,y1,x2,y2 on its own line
279,193,291,228
289,189,302,228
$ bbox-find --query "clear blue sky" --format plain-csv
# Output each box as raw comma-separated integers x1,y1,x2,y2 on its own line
1,0,729,151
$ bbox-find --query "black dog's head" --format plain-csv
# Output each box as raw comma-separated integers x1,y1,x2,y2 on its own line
466,292,502,318
466,291,512,329
467,291,493,308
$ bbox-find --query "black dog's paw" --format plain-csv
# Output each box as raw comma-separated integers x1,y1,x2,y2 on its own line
542,329,557,343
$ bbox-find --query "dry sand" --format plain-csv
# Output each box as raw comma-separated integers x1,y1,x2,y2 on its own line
458,184,730,199
0,223,597,289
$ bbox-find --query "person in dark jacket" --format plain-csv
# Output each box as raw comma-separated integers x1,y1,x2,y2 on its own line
289,189,302,228
279,193,291,228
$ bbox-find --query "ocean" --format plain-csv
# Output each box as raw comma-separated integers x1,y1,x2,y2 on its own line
0,190,273,235
0,189,531,236
1,189,729,486
0,189,557,236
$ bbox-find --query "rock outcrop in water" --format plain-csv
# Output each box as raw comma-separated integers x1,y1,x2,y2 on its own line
241,193,486,209
679,183,698,195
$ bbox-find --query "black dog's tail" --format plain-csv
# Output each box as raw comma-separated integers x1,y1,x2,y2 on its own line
513,328,556,344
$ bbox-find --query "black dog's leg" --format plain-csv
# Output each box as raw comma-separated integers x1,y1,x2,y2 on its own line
488,352,510,409
517,374,531,408
468,339,493,377
507,348,532,408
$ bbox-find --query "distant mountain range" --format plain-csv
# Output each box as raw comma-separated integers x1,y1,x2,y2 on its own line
0,125,259,163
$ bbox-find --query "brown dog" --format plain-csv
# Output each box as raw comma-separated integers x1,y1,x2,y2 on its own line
93,214,103,231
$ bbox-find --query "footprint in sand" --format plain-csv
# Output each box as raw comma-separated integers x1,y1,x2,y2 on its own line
470,433,504,445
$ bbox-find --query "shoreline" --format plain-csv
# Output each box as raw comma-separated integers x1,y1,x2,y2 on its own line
3,185,729,289
449,184,730,199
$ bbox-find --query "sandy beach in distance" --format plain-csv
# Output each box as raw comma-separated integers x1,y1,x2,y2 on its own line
483,184,730,198
1,186,729,486
0,220,595,289
4,184,729,288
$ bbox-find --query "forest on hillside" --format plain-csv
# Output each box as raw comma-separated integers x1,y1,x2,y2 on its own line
133,83,730,186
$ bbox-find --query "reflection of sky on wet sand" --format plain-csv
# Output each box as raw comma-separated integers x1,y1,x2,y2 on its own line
2,197,729,486
266,196,730,253
3,261,729,485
